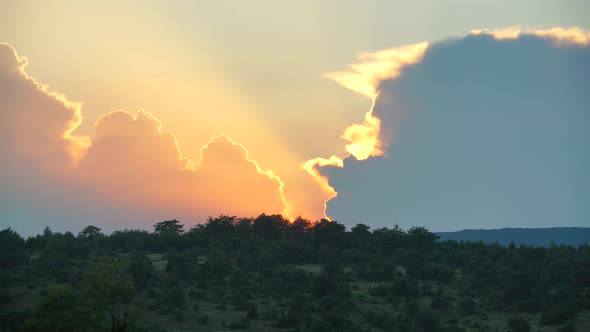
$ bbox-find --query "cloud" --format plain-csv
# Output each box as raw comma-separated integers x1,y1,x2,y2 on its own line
324,42,429,100
0,43,89,172
77,111,289,219
300,41,431,219
323,42,429,161
300,156,343,220
319,28,590,230
470,27,590,46
194,134,289,216
0,43,289,234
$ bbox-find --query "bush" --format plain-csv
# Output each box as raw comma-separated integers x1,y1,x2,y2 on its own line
412,310,441,332
247,304,258,319
307,317,331,332
166,286,185,308
540,302,577,325
368,284,390,297
507,316,530,332
188,289,207,299
430,296,450,309
558,323,576,332
197,315,210,324
435,266,454,283
458,298,477,315
228,316,250,329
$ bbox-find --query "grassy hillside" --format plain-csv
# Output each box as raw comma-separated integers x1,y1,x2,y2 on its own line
2,216,589,331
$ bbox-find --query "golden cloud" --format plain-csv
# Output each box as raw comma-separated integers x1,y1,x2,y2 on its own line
78,112,290,218
324,42,429,100
323,42,428,161
1,43,289,227
0,43,89,172
470,27,590,46
300,155,343,220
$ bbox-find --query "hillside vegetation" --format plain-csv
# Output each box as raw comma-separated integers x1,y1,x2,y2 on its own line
1,215,589,332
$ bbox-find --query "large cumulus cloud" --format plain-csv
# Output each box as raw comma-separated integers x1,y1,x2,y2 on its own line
323,29,590,230
0,43,287,234
0,43,89,172
76,109,287,218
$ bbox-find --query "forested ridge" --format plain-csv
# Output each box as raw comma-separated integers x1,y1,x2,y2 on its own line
1,215,589,331
437,228,590,247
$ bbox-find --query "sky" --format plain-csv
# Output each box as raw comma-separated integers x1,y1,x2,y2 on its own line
0,1,589,235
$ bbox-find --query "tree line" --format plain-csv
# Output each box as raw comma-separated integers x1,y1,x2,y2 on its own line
1,214,589,331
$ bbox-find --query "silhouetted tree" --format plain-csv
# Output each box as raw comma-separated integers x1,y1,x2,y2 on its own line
252,214,288,240
78,225,103,239
154,219,184,234
313,219,346,247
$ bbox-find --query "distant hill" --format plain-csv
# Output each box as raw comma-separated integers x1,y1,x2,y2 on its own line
436,227,590,247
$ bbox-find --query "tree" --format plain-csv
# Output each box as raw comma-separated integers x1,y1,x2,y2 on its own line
23,283,96,332
407,226,439,250
83,257,135,332
154,219,184,234
351,223,371,239
313,219,346,247
204,215,235,238
128,251,156,288
252,214,287,240
42,226,53,237
0,228,26,268
288,216,312,240
79,225,103,239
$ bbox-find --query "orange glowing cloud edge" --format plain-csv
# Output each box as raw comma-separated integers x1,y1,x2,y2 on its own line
4,42,292,220
304,26,590,220
7,44,91,165
300,155,343,221
196,133,292,219
89,110,293,219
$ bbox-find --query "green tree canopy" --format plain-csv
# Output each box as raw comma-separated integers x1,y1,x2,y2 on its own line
83,257,135,332
23,283,96,332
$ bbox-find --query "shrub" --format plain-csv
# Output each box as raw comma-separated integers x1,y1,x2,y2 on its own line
228,316,250,329
412,310,441,332
507,316,530,332
166,286,185,308
197,315,210,324
247,304,259,319
540,302,577,325
458,298,477,315
558,322,576,332
430,296,450,309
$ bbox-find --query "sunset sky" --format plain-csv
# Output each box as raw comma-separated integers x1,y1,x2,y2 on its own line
1,1,589,235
